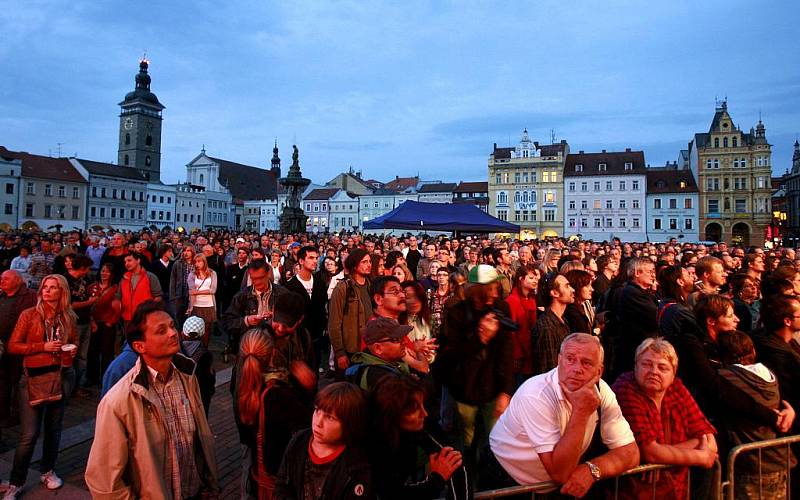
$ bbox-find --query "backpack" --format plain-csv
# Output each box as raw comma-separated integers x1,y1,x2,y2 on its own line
344,362,400,391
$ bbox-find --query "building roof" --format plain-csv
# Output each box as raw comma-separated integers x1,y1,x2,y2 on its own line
209,156,277,201
564,150,646,177
491,142,567,160
383,176,419,191
418,182,458,193
0,146,86,183
454,181,488,193
77,159,149,181
304,188,340,201
646,167,698,194
363,188,399,196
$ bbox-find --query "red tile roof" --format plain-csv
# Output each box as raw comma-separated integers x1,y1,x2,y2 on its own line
0,146,86,183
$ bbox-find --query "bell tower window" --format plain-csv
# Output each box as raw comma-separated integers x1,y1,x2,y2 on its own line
124,155,129,166
199,173,204,184
125,133,130,145
146,135,152,146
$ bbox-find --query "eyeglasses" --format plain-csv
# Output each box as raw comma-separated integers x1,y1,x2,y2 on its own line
383,288,405,296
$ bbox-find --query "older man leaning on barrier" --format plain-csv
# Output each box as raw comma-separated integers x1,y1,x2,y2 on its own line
487,333,639,498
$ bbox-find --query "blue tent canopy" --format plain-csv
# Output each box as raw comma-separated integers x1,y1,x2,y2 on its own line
363,200,520,233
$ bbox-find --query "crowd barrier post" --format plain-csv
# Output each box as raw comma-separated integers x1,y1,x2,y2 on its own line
722,434,800,500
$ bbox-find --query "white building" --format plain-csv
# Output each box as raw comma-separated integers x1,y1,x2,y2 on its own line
564,149,648,242
146,182,177,230
205,190,233,230
329,189,359,232
417,182,456,203
72,159,149,232
359,188,419,231
646,163,700,242
303,188,339,233
243,199,279,233
0,155,21,230
174,183,205,231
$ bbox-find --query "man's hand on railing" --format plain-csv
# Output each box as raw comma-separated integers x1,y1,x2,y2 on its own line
559,463,594,498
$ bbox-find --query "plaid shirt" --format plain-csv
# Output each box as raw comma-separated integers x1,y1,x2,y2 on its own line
148,365,201,499
612,371,716,500
532,309,570,375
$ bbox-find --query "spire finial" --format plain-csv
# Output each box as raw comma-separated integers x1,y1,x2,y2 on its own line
201,144,206,154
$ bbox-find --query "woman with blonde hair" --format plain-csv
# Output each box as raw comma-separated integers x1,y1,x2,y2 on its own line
236,330,311,499
187,253,217,346
5,274,79,498
392,263,414,283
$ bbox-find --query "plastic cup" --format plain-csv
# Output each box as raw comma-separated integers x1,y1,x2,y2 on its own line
61,344,77,368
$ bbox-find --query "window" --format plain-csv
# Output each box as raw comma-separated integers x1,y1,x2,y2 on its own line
632,199,640,209
654,199,662,209
735,199,746,213
45,184,52,197
708,199,719,213
514,172,520,184
594,181,601,191
125,133,130,145
112,189,117,199
122,190,127,200
5,183,13,195
598,163,607,172
632,180,639,191
568,182,575,192
569,218,576,228
734,178,746,190
707,178,719,191
619,199,626,209
632,218,640,228
545,192,554,203
151,210,156,219
581,200,588,209
111,208,116,218
723,137,729,148
624,162,633,170
145,156,151,166
757,177,766,189
594,218,601,228
605,218,613,227
514,210,521,222
581,182,588,192
90,206,97,217
544,209,555,222
669,198,677,209
575,164,583,172
732,137,738,147
99,207,105,217
167,197,171,204
71,206,78,219
4,204,11,215
654,218,662,230
25,203,33,217
685,218,693,230
569,200,576,210
124,155,129,166
684,198,692,209
580,218,588,227
606,200,613,209
146,135,152,146
495,173,501,184
497,210,508,221
26,182,34,195
714,137,719,148
606,181,612,191
72,187,79,199
44,205,52,218
669,218,677,230
619,181,626,191
120,208,126,219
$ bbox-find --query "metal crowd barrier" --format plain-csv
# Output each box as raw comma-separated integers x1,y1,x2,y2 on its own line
721,434,800,500
465,461,721,499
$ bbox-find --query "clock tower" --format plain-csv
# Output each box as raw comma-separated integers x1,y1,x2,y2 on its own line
118,58,165,182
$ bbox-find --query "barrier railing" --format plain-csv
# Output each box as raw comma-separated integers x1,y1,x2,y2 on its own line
721,434,800,500
464,461,720,499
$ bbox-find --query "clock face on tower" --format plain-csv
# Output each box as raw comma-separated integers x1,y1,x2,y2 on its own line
124,118,133,130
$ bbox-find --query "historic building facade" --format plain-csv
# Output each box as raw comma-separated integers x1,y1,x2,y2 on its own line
488,130,568,238
328,189,359,232
563,149,648,242
0,154,21,230
73,159,148,232
645,162,699,242
118,59,164,183
783,141,800,246
689,101,772,246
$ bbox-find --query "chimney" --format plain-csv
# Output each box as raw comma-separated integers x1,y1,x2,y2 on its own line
493,142,497,151
561,139,567,144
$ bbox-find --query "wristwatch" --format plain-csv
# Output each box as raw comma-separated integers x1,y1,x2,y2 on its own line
585,461,601,481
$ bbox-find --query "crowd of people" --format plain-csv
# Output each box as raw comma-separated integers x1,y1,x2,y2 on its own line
0,229,799,499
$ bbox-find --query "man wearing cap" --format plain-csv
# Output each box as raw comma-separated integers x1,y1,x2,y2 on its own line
347,317,412,391
437,264,514,465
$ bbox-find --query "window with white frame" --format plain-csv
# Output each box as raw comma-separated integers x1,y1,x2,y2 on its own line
581,182,588,192
708,199,719,213
632,218,640,228
619,181,626,191
632,180,639,190
685,219,693,230
619,199,626,209
569,200,576,210
569,182,575,192
632,199,640,209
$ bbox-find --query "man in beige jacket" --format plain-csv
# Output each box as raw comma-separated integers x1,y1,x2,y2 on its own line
85,300,219,499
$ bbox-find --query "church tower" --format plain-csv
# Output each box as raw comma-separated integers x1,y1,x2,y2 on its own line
271,140,281,177
792,140,800,175
118,58,165,182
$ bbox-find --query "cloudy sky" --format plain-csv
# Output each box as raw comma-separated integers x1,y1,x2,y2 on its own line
2,0,798,185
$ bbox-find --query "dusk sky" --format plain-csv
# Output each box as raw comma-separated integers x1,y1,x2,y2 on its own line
2,1,798,185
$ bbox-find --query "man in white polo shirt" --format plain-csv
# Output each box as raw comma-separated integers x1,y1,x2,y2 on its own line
489,333,639,498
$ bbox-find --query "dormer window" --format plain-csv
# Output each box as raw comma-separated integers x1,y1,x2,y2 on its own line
598,163,607,172
575,164,583,172
624,162,633,170
679,181,687,189
656,180,667,189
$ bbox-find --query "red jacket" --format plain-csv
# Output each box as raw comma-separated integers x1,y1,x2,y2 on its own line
120,268,154,321
505,287,537,375
9,307,79,369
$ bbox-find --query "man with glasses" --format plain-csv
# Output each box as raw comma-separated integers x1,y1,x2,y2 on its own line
346,317,412,391
370,276,406,322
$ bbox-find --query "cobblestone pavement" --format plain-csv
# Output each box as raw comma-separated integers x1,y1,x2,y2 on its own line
0,337,241,498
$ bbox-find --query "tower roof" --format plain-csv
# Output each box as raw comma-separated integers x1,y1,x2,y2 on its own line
119,59,164,110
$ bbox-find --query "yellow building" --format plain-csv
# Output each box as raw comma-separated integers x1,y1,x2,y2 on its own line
488,130,569,239
689,101,772,246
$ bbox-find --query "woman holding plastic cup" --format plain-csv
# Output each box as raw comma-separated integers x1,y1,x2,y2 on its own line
4,274,78,498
